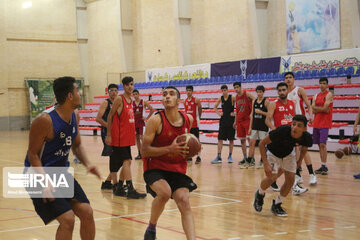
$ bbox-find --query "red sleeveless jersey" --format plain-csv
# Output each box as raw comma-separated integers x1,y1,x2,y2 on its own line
313,90,333,129
143,111,191,174
184,97,198,128
111,95,136,147
133,99,145,127
235,92,252,121
273,99,295,128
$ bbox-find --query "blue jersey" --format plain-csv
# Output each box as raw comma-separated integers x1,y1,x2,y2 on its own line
25,107,78,167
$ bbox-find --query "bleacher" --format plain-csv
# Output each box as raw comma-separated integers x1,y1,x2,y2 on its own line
79,67,360,152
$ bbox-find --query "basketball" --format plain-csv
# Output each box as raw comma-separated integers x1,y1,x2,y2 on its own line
335,149,345,159
343,146,352,155
176,133,201,158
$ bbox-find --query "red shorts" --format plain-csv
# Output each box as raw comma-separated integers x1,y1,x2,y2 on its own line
236,120,250,139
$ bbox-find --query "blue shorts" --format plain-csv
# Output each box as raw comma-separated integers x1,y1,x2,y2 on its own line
31,178,90,225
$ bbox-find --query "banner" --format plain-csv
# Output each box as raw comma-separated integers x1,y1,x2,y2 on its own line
211,57,281,79
26,79,84,123
280,48,360,73
145,63,210,82
286,0,340,54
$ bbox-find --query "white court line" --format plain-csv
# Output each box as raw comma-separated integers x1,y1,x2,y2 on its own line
227,237,241,240
0,158,23,165
192,192,242,202
321,228,334,231
298,229,311,232
344,226,357,229
251,234,265,238
275,232,288,235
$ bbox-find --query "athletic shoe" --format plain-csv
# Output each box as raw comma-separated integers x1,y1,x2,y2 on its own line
256,161,264,169
127,189,147,199
271,200,288,217
253,190,265,212
195,156,201,164
248,157,255,168
211,156,222,164
144,230,156,240
228,155,233,163
309,174,317,185
239,158,248,168
292,184,308,195
298,166,302,172
295,175,304,184
135,154,142,160
101,181,113,190
315,165,328,175
187,158,192,162
270,182,280,192
113,185,127,197
353,173,360,179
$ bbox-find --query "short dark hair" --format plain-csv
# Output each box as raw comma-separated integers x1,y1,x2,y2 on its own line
256,85,265,92
233,82,241,87
293,114,308,127
133,89,139,94
186,85,193,91
319,77,328,84
277,82,288,89
284,72,295,78
164,86,180,98
122,76,134,85
108,83,118,90
221,85,228,90
53,76,76,105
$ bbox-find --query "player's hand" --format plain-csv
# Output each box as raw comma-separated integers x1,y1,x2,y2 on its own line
263,162,273,178
230,112,235,117
353,126,358,136
42,186,55,203
218,112,223,117
87,165,102,179
255,109,261,114
233,122,236,129
105,136,112,145
248,128,251,135
308,116,313,124
170,137,189,158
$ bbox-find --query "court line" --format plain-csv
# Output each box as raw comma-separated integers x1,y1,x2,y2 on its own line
0,158,23,165
192,192,242,202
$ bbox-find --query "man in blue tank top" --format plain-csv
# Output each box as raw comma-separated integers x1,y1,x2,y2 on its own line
24,76,101,240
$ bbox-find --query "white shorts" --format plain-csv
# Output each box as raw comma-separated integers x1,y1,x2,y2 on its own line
267,150,297,174
249,130,268,140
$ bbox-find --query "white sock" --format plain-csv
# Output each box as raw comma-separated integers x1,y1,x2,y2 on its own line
258,187,265,195
322,163,327,167
275,194,285,205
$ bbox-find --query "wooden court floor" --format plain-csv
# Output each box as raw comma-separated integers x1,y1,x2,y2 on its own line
0,130,359,240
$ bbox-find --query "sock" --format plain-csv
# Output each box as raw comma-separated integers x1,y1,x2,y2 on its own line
275,194,285,205
258,187,265,195
146,223,156,233
138,151,141,156
243,154,247,159
322,162,327,167
126,180,134,190
217,153,221,158
296,167,301,177
228,152,232,157
105,180,111,183
118,180,124,187
307,164,314,174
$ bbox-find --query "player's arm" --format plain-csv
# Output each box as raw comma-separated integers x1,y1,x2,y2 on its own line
353,100,360,135
299,87,313,121
248,99,255,135
196,97,202,118
106,96,123,145
313,92,333,113
297,146,308,167
213,97,222,117
265,102,276,130
259,135,273,178
95,100,108,128
247,91,256,101
144,100,155,121
232,95,237,129
141,115,189,158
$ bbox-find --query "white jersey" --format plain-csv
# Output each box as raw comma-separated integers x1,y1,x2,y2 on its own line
287,86,305,115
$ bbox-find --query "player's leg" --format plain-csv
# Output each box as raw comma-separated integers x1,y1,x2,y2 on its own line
56,210,75,240
248,130,258,167
71,201,95,240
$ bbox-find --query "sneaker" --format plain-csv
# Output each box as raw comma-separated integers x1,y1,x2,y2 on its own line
247,157,255,168
271,200,288,217
256,161,264,169
135,154,142,160
187,158,192,162
354,173,360,179
315,165,328,175
195,156,201,164
298,166,302,172
228,156,233,163
239,158,248,168
211,156,222,164
292,184,308,195
144,230,156,240
101,181,113,190
127,189,147,199
113,185,127,197
309,174,317,185
295,175,304,184
270,182,280,192
253,190,265,212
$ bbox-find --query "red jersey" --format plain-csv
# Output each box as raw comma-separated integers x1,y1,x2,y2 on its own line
184,97,198,128
313,90,333,129
111,95,136,147
235,92,252,121
273,99,295,128
133,99,145,127
143,111,191,174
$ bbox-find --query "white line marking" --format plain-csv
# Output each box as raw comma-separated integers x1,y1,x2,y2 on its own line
344,226,357,229
321,228,334,231
298,229,311,232
228,237,241,240
192,192,242,202
275,232,288,235
0,158,23,165
251,235,265,238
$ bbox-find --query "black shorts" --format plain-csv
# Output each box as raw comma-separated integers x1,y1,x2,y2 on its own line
190,128,199,138
101,134,113,156
31,179,90,225
110,146,132,172
218,125,235,141
143,169,197,198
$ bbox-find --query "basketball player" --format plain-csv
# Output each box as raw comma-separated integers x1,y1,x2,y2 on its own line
96,83,119,190
248,85,269,168
133,89,154,160
25,76,101,239
233,82,255,167
184,85,202,164
353,100,360,179
312,77,333,175
211,85,236,164
253,115,312,216
265,82,307,195
106,76,146,199
142,86,197,240
284,72,317,185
